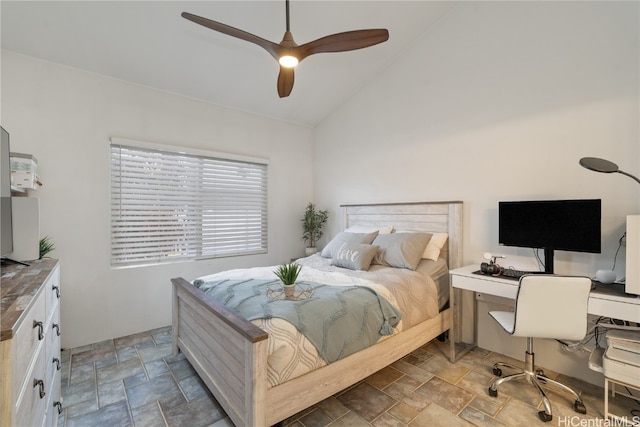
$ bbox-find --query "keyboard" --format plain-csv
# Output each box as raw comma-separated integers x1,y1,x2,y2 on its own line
500,268,530,280
502,269,547,280
473,268,544,281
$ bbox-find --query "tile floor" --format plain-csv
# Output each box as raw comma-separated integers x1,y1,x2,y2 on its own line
58,326,639,427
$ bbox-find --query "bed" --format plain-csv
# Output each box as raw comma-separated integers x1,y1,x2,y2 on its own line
171,201,463,426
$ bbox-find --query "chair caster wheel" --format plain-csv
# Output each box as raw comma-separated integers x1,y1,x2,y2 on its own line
537,411,552,422
573,401,586,414
488,387,498,397
492,367,502,376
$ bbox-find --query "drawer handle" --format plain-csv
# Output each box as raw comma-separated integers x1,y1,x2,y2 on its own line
53,323,61,336
52,285,61,299
53,357,61,371
33,379,46,399
33,320,44,340
54,401,63,414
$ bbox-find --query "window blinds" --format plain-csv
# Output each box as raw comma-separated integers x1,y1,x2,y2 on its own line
110,142,268,267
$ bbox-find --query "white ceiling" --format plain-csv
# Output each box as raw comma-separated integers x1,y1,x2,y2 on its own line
1,1,456,127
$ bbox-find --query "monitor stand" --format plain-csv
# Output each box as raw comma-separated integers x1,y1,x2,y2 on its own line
543,248,554,274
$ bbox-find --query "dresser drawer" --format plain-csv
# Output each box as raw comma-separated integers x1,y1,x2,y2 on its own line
44,366,62,427
15,345,48,427
44,264,61,325
45,303,61,392
12,288,47,399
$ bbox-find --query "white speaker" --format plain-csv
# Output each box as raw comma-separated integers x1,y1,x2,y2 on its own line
595,269,616,284
9,197,39,262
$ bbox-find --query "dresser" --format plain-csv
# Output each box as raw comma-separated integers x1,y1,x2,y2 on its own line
1,259,62,427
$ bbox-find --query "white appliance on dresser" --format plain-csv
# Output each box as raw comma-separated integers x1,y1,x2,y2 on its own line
1,259,62,427
626,215,639,295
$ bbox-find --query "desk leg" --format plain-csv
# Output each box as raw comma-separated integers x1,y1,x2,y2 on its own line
449,283,456,362
604,379,609,420
449,285,477,363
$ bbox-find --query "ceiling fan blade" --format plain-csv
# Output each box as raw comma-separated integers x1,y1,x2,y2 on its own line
182,12,280,60
183,6,389,98
277,66,295,98
296,29,389,61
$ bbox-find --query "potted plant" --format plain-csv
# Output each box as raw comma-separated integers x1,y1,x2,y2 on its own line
39,236,55,259
302,202,329,255
274,262,302,298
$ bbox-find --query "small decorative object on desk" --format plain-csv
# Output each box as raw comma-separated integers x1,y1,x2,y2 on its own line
596,269,617,284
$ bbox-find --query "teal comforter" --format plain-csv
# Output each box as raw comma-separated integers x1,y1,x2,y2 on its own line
192,278,402,363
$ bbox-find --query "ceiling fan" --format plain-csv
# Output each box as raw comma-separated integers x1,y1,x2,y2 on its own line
182,0,389,98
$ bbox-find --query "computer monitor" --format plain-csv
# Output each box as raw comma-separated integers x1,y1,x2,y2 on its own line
1,127,13,257
499,199,601,274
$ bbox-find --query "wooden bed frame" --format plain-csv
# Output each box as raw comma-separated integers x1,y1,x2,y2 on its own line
171,201,463,427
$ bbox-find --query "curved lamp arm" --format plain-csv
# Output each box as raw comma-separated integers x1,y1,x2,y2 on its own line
579,157,640,184
617,170,640,184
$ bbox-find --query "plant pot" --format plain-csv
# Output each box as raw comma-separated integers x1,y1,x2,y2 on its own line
283,283,296,299
305,247,318,256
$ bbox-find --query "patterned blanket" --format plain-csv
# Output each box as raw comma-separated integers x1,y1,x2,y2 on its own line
194,254,441,387
193,278,402,363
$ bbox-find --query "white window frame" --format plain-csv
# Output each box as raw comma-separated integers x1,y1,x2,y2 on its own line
110,137,269,268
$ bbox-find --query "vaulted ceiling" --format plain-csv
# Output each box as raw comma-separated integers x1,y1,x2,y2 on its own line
1,1,456,127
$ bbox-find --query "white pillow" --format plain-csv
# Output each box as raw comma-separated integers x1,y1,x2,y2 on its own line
345,225,394,235
423,233,448,261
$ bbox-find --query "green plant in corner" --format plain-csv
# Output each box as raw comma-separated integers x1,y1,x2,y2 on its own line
302,202,329,249
39,236,55,259
274,262,302,286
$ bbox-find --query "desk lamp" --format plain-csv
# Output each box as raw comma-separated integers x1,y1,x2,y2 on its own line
579,157,639,284
579,157,640,184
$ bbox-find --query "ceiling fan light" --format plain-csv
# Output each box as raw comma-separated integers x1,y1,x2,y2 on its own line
279,55,299,68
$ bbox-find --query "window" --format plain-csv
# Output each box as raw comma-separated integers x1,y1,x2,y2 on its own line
110,139,268,267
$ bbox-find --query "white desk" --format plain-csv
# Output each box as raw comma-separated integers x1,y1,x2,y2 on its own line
449,264,640,362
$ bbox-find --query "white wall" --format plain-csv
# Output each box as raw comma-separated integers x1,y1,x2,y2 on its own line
1,51,314,348
314,1,639,385
316,1,639,273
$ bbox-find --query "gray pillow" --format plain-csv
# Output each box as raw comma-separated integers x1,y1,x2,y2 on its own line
321,231,379,258
372,232,431,270
331,243,379,271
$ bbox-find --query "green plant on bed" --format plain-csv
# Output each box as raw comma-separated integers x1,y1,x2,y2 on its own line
274,262,302,286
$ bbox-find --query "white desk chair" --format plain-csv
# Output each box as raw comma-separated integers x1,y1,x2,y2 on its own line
487,274,592,422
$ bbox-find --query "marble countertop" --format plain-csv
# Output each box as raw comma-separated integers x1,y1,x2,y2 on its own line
1,258,59,341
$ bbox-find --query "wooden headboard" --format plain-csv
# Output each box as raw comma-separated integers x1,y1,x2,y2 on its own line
341,201,463,269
